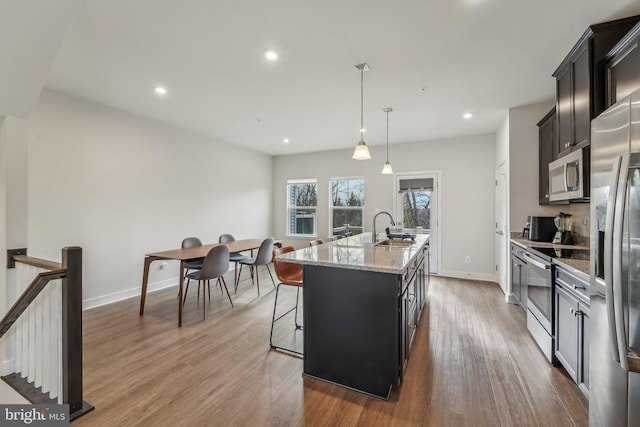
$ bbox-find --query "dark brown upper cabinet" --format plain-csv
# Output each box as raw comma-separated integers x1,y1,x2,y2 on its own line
604,20,640,108
552,16,640,159
538,107,556,205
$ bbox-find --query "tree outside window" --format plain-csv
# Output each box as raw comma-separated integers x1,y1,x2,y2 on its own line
401,190,431,229
287,180,318,236
330,178,364,236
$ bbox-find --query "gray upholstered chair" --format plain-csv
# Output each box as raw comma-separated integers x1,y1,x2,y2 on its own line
181,237,204,305
219,234,247,287
236,237,276,295
185,245,233,319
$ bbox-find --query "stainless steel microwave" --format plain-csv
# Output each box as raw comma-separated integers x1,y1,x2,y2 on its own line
548,149,585,202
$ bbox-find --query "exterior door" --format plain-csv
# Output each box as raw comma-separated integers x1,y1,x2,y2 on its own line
395,172,439,274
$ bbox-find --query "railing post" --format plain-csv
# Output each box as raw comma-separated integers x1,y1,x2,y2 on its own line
61,246,89,418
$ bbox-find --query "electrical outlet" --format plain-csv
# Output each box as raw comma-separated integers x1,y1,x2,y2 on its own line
465,256,471,264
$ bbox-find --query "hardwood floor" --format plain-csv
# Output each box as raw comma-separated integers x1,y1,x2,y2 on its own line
75,273,587,426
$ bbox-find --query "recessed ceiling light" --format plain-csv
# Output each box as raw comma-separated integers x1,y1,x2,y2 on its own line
463,112,473,119
283,138,290,144
264,50,278,61
360,128,366,133
154,86,167,96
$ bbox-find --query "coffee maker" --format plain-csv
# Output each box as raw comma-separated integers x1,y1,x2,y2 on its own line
552,212,573,245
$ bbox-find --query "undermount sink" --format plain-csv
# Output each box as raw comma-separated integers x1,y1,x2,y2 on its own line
374,239,415,248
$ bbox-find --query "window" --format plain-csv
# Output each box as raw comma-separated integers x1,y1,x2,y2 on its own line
329,177,365,237
398,177,432,229
287,179,318,236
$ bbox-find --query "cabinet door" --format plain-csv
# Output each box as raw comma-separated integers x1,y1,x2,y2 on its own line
607,36,640,107
556,65,573,158
578,302,590,395
555,285,579,381
572,47,591,149
511,256,521,304
538,110,555,204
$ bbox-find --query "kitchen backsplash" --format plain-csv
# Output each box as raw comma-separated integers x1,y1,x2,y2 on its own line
512,203,590,243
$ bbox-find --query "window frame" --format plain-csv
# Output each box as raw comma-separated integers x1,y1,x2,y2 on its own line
286,178,318,238
328,176,365,237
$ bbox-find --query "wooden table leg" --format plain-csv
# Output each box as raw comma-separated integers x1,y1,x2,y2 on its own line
178,260,185,327
140,256,158,315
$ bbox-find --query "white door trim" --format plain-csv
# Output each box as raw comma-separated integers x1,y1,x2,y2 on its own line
393,170,441,274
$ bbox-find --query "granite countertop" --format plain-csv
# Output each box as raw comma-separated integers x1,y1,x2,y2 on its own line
277,232,430,274
511,238,590,278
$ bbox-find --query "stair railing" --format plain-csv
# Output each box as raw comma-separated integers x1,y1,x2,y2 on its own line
1,246,93,420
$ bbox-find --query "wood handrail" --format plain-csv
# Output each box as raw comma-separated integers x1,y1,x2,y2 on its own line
0,269,67,339
13,255,62,271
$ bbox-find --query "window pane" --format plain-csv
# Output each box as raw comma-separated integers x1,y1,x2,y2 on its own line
289,208,316,235
331,208,363,236
402,191,431,228
331,178,364,207
290,183,317,207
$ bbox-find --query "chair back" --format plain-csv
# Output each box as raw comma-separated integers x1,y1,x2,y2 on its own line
219,234,235,243
182,237,203,249
254,237,275,266
309,239,324,247
272,246,302,283
199,245,230,279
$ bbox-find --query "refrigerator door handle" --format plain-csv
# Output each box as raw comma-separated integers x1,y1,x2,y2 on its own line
605,155,622,364
613,153,630,371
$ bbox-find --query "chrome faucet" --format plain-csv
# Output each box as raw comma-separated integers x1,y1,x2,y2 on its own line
372,211,396,243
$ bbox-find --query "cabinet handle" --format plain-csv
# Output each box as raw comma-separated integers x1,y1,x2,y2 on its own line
569,308,583,317
571,284,585,291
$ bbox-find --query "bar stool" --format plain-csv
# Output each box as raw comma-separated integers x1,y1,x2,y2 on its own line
270,246,303,357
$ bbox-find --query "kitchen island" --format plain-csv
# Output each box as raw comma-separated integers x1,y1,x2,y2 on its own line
277,232,430,399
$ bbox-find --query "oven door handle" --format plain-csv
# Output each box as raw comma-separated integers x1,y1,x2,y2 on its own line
523,253,550,271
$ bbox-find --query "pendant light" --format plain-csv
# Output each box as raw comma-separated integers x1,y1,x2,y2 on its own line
352,63,371,160
382,107,394,174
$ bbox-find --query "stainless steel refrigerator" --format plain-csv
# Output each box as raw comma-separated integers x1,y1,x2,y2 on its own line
590,87,640,426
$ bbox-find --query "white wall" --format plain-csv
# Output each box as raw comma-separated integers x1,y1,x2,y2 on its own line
0,116,29,313
27,90,273,308
273,134,496,281
507,102,590,239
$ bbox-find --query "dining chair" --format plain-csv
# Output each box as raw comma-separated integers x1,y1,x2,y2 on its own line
309,239,324,247
185,245,233,319
270,245,303,357
236,237,276,295
219,233,247,287
181,237,204,305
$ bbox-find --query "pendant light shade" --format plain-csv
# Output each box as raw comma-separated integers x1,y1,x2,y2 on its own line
381,107,393,174
352,63,371,160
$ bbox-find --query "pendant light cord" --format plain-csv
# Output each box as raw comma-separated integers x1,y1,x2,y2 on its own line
360,68,364,140
386,110,389,161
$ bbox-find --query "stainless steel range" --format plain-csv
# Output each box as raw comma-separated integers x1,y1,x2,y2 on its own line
524,249,554,362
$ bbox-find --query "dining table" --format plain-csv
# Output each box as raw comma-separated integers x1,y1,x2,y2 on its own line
139,239,264,326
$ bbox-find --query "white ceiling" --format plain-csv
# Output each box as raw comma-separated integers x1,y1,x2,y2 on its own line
31,0,640,155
